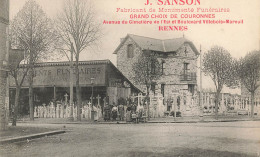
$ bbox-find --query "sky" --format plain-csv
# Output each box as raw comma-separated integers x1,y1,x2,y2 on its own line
9,0,260,94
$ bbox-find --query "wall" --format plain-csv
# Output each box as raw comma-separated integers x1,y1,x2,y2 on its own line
116,37,142,85
116,37,198,100
0,0,9,130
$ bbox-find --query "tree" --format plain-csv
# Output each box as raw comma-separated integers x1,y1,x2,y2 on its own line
10,0,57,120
132,50,161,120
56,0,101,121
203,46,238,118
8,49,27,126
238,50,260,117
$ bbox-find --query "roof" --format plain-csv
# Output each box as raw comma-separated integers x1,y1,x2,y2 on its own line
113,34,199,55
21,60,112,67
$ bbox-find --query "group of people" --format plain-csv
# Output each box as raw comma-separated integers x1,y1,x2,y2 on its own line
103,103,146,122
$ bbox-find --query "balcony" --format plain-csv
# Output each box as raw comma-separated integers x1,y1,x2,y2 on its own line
180,72,197,83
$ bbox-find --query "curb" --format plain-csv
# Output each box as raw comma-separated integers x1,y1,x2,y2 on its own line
16,118,260,125
147,119,260,123
0,130,66,144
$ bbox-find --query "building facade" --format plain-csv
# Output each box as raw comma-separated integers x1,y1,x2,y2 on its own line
0,0,9,130
114,34,199,101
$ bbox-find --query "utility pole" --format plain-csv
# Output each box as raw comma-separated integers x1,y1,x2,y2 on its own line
199,45,203,121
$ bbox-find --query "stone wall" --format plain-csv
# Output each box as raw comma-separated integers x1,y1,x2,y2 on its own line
117,37,142,84
116,37,198,99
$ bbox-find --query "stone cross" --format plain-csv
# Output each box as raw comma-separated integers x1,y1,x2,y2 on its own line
131,93,135,103
88,101,92,106
137,93,144,106
96,94,101,106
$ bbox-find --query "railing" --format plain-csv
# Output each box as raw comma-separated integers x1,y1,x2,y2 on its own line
180,72,196,81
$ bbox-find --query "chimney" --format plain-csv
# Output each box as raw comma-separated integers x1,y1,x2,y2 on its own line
120,38,125,43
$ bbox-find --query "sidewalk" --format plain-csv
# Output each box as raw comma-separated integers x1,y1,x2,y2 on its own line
0,130,65,144
148,115,260,123
0,125,66,144
16,115,260,125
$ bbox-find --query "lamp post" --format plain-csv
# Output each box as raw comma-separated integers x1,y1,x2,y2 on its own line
90,77,95,120
91,77,95,110
68,43,74,121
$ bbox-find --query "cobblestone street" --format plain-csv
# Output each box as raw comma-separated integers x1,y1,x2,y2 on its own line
0,121,260,157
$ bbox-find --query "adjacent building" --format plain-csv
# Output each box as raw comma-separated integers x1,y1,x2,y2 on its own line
0,0,9,130
114,34,199,100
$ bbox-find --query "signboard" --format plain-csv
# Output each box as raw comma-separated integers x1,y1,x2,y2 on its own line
9,64,107,87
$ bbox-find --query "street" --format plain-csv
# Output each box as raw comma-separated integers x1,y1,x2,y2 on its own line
0,121,260,157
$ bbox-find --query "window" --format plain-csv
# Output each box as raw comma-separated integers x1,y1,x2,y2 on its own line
151,82,156,95
184,63,189,71
184,46,188,55
161,61,165,75
188,84,195,95
183,63,189,80
127,44,134,58
161,84,165,97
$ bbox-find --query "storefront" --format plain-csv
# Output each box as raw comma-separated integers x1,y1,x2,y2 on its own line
9,60,141,115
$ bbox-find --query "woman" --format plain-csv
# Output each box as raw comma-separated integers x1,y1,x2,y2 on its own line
126,104,132,122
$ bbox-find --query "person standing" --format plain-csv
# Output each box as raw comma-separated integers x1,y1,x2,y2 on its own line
118,104,124,121
126,104,132,122
111,105,118,121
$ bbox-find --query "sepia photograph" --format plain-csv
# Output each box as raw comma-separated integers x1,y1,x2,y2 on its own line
0,0,259,156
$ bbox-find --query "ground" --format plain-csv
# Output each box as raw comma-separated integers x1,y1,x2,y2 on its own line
0,121,260,157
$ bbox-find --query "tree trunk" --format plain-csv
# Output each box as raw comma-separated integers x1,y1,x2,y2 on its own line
251,92,255,118
12,87,21,126
215,92,220,119
75,58,81,121
29,69,34,120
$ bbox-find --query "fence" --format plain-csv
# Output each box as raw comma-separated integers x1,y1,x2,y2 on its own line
34,92,260,119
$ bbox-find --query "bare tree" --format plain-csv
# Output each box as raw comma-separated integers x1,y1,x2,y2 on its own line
8,49,28,126
203,46,238,118
132,50,161,120
56,0,101,121
10,0,57,120
238,50,260,117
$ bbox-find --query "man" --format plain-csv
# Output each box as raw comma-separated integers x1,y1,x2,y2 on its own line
111,104,118,121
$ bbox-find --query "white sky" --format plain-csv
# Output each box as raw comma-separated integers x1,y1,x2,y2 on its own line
10,0,260,94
